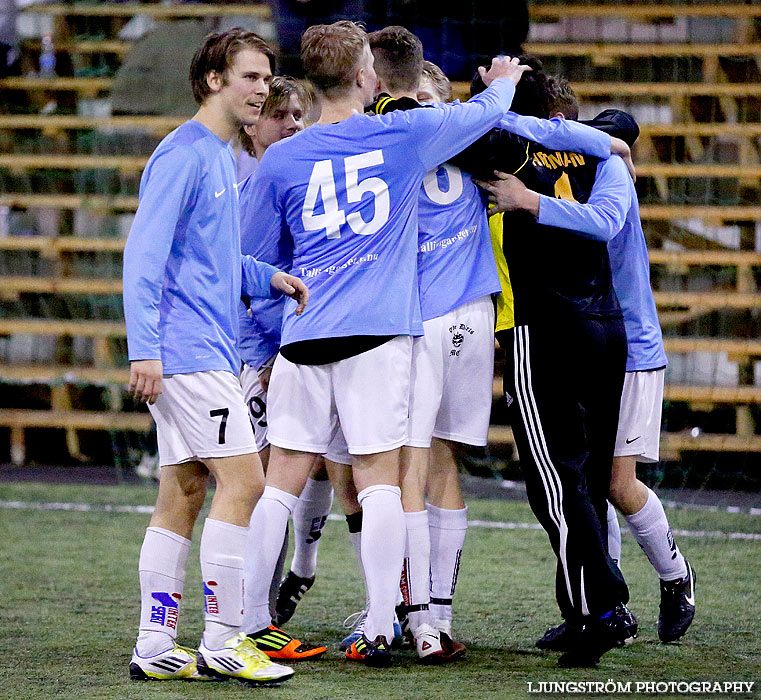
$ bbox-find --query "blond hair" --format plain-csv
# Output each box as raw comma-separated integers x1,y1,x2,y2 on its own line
301,21,368,97
421,60,452,102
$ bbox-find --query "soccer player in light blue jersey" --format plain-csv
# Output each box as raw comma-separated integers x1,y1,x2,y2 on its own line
240,20,530,666
367,34,637,662
481,98,694,652
123,29,308,686
236,79,340,658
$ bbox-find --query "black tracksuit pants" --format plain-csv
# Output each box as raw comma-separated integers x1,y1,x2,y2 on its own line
497,316,628,622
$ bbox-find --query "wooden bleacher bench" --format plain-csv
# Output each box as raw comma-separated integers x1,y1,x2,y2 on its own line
639,206,761,222
529,4,761,19
5,279,761,308
3,156,761,180
639,124,761,138
4,240,761,263
524,42,761,59
0,408,151,465
0,319,125,338
0,76,113,94
22,2,271,19
0,408,149,430
0,155,147,171
486,425,761,454
0,237,126,253
490,378,761,404
1,116,759,141
0,115,185,132
448,82,761,100
21,2,757,21
4,195,761,222
0,365,128,384
5,77,761,98
0,277,122,295
0,193,139,210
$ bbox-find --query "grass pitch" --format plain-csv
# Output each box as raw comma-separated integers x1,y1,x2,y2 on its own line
1,481,759,700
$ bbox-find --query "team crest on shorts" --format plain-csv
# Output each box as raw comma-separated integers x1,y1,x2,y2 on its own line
449,323,474,357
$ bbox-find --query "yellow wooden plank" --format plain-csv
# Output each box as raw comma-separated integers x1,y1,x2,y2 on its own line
0,154,147,170
0,319,126,337
0,76,113,92
648,250,761,266
639,205,761,220
525,42,761,58
450,81,761,99
0,277,122,294
0,408,151,431
654,291,761,308
0,366,129,384
0,237,126,252
0,114,184,131
22,3,270,18
0,194,139,209
530,5,761,19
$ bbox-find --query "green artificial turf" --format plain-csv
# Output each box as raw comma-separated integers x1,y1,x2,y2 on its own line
1,482,759,700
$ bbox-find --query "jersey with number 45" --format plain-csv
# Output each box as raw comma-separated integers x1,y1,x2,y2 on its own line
244,79,517,345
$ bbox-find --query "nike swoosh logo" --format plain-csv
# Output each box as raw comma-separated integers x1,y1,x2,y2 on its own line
215,188,226,198
685,566,695,607
625,436,641,444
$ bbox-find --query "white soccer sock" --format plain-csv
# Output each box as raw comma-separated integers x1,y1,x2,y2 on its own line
624,487,688,582
346,511,370,609
200,518,248,649
242,486,298,635
427,503,467,629
607,501,622,569
402,510,432,632
358,484,405,642
290,477,334,579
136,526,190,657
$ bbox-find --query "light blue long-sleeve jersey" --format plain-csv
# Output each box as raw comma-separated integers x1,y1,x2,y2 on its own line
537,155,667,371
123,120,280,376
246,79,517,346
417,112,613,321
237,172,291,369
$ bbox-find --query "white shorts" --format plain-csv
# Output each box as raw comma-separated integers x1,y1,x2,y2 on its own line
240,361,352,464
614,368,665,463
149,370,256,467
240,362,271,452
407,295,495,447
267,335,413,455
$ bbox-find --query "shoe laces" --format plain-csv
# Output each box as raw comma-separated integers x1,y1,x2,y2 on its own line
232,633,271,664
343,609,367,631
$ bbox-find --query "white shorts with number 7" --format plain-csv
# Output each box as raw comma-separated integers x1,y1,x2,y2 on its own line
148,370,256,467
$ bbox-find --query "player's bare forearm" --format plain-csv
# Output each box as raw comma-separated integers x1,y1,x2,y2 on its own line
610,137,636,181
271,270,309,315
129,359,163,404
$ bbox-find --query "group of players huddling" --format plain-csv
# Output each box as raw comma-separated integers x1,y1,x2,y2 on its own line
123,20,697,685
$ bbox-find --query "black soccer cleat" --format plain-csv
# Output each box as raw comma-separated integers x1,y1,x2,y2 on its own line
345,633,393,667
658,560,696,643
274,571,315,626
557,604,638,668
536,621,581,651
